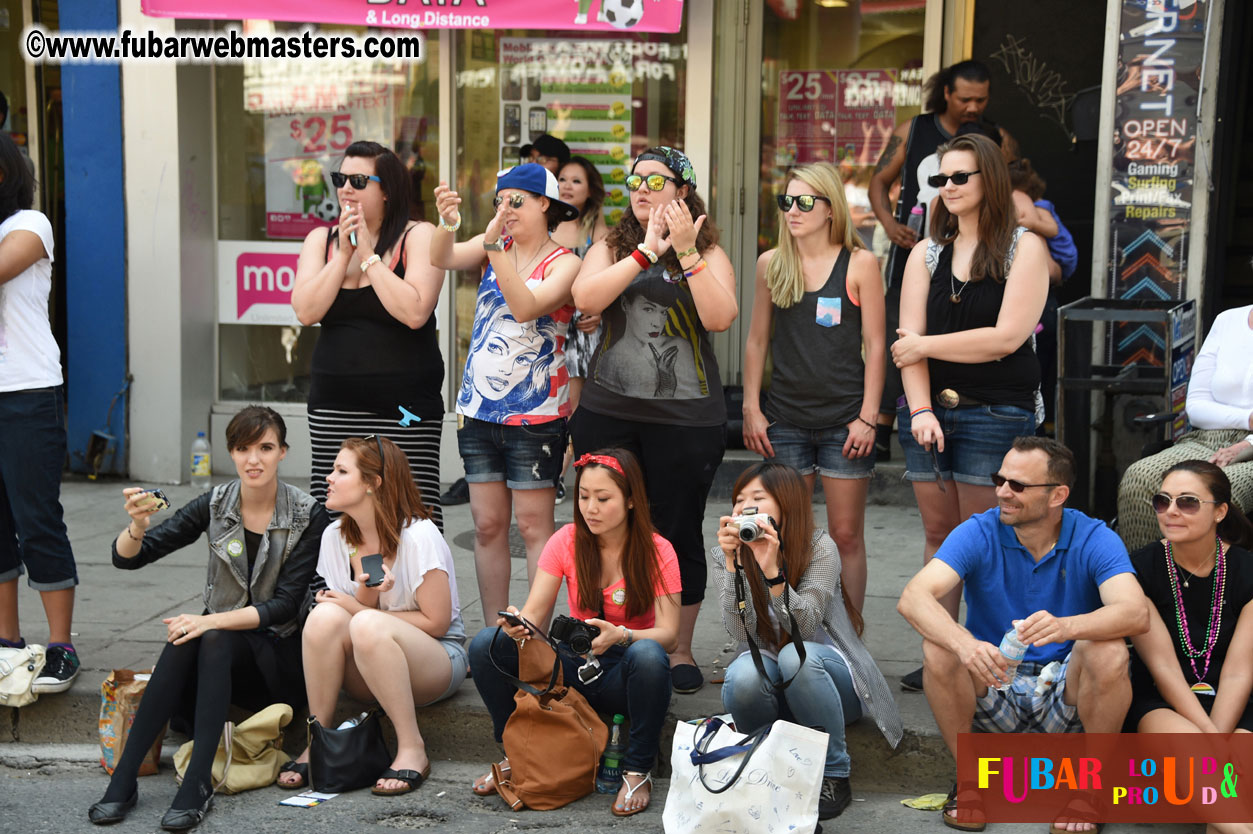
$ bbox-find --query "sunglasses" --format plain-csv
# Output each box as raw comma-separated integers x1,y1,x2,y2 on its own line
493,193,530,210
776,194,831,212
927,170,981,188
930,447,946,494
1149,493,1220,514
991,472,1060,492
625,173,682,192
331,172,381,189
363,434,386,484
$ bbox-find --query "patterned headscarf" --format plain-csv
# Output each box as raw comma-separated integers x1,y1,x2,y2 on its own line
632,146,696,190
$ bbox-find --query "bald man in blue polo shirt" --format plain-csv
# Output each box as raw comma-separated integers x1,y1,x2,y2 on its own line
898,436,1149,832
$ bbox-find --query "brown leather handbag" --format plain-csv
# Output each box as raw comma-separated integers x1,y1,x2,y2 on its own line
487,628,608,810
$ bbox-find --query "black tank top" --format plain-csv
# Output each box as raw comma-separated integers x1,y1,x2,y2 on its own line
925,244,1039,411
762,249,865,428
885,114,951,289
308,226,445,419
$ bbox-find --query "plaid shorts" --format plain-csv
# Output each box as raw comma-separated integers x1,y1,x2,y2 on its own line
972,655,1083,733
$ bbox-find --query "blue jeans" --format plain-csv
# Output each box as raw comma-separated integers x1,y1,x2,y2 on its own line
469,626,671,773
721,642,862,777
0,387,76,590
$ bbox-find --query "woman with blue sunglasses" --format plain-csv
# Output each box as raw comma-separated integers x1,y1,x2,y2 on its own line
570,147,737,694
292,141,448,532
741,162,885,614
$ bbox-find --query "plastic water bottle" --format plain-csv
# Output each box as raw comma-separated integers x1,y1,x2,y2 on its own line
190,432,212,490
595,713,626,793
906,202,926,238
997,620,1028,692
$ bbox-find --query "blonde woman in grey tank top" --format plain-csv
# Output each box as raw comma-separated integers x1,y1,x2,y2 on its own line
741,163,886,613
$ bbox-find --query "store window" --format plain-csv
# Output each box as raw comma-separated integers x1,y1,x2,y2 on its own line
757,1,926,260
214,23,438,403
450,25,689,379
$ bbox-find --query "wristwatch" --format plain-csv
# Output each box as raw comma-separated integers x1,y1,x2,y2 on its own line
483,239,505,252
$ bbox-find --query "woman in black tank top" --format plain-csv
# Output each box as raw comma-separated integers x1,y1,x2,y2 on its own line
291,142,447,529
741,162,885,614
890,133,1049,624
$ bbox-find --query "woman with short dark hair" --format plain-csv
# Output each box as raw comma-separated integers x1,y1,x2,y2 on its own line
88,406,329,830
292,141,447,530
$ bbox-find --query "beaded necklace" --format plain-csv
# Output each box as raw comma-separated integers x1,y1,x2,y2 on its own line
1164,536,1226,687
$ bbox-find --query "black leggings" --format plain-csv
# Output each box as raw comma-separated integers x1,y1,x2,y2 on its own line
100,629,301,810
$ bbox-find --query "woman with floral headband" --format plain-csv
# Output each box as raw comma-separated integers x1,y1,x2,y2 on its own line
467,448,680,816
571,147,737,694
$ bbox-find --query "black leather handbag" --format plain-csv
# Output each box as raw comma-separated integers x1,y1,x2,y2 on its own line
306,710,391,792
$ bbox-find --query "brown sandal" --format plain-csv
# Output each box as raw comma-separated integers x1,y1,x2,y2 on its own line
471,759,510,796
942,782,987,832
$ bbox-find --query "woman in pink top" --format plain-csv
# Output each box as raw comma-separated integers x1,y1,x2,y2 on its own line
467,448,679,817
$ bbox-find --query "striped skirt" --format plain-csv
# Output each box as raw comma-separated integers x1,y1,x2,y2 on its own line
307,408,443,532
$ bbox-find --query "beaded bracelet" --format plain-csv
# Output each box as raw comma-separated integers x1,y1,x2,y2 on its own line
438,213,461,233
359,254,382,274
910,406,934,418
855,415,877,430
683,259,708,279
630,250,651,270
636,242,659,263
125,524,143,542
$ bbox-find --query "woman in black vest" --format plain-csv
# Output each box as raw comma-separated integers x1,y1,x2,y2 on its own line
741,162,885,614
291,141,447,530
891,133,1048,625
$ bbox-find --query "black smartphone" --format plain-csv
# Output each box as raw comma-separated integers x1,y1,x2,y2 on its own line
360,553,385,587
503,104,521,145
497,609,526,629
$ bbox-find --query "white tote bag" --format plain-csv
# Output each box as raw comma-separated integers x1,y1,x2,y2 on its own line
0,644,45,707
663,716,828,834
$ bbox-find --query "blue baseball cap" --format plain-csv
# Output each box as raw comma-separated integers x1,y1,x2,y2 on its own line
495,163,579,222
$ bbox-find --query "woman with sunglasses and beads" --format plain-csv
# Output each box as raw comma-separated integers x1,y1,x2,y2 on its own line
571,147,737,695
292,141,447,531
889,133,1049,643
1126,463,1253,823
430,163,581,623
741,162,885,614
89,407,329,829
714,462,902,821
467,448,680,817
279,435,466,796
1117,302,1253,552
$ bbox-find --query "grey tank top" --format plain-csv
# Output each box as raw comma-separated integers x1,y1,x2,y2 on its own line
762,248,865,429
580,260,726,427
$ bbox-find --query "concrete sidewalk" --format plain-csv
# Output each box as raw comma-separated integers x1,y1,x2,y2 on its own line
3,472,949,792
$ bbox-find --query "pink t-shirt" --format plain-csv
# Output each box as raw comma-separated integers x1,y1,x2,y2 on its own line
537,524,682,630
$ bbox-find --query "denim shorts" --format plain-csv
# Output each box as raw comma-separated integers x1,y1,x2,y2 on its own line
766,418,874,480
457,416,565,490
419,638,469,706
897,402,1034,486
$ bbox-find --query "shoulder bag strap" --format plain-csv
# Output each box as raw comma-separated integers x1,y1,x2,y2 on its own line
487,626,562,697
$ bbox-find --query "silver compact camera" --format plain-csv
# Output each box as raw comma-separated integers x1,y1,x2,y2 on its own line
730,507,777,543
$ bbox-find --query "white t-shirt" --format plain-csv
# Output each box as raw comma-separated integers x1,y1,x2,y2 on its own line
1185,305,1253,432
0,210,61,392
316,517,466,644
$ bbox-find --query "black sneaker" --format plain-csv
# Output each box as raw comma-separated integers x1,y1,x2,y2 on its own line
818,776,851,820
899,665,924,692
33,645,80,694
554,480,566,505
439,477,470,506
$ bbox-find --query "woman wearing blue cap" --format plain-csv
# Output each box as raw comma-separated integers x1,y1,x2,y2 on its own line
571,147,738,694
431,163,582,623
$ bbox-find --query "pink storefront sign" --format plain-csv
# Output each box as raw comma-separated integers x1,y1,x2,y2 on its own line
142,0,685,33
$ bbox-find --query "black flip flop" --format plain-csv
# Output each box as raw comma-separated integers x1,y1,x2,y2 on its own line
372,765,431,796
277,760,308,790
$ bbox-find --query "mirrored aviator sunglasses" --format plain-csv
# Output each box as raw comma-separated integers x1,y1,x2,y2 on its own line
625,173,681,192
492,193,529,210
777,194,831,212
1149,493,1217,514
331,172,381,189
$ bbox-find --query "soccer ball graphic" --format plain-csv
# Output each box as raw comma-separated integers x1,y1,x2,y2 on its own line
602,0,644,29
313,195,339,223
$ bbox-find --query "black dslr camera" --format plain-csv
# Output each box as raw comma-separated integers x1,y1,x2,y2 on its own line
549,615,603,683
549,614,600,654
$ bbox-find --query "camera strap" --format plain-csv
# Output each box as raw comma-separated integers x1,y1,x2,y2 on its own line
733,562,807,693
